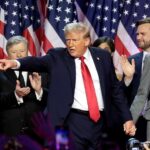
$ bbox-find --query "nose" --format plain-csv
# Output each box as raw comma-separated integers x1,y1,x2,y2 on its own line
17,52,22,58
67,40,74,47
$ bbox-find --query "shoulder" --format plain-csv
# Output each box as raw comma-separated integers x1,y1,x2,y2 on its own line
128,52,143,61
89,46,112,59
46,47,67,55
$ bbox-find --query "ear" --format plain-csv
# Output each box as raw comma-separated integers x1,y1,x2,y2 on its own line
84,37,91,47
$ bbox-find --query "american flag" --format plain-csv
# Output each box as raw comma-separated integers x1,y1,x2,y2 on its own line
0,0,150,73
0,0,44,58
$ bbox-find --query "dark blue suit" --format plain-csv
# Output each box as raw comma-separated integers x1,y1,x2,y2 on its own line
125,52,143,106
18,47,132,149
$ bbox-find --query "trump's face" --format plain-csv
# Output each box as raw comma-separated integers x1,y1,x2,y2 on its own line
136,23,150,52
65,31,90,58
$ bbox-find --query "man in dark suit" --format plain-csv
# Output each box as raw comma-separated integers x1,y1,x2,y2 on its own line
0,36,48,139
0,22,136,150
121,17,150,141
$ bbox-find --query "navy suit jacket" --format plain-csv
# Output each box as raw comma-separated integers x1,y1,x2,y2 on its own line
19,47,132,126
124,52,143,106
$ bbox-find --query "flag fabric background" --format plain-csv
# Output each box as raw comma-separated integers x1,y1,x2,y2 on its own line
0,0,150,72
0,0,43,58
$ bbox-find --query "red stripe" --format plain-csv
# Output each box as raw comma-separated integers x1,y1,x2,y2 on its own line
0,48,7,59
114,35,130,57
23,29,37,56
39,0,47,17
35,27,43,45
0,21,4,34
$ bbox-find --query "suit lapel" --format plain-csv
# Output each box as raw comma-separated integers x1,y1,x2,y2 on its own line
89,48,106,99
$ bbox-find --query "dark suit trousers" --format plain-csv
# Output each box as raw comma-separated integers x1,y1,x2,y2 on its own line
66,109,104,150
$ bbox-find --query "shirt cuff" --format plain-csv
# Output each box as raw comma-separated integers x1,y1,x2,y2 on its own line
12,60,20,69
14,91,24,104
35,88,43,101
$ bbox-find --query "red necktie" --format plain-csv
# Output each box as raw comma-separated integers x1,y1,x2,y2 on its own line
80,56,100,122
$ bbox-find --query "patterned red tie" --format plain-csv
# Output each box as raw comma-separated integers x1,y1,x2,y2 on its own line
80,56,100,122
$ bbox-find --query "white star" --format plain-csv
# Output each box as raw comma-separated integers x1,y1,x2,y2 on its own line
120,3,123,8
133,12,137,17
66,0,72,4
31,6,35,10
96,16,101,20
5,1,9,6
143,15,147,19
48,5,53,10
25,5,29,10
112,18,116,23
103,16,108,21
111,29,115,33
10,30,15,35
104,6,109,11
11,21,16,26
112,8,117,13
131,23,136,28
135,2,140,7
57,7,62,12
23,14,28,19
64,17,70,23
144,4,149,9
55,16,60,22
37,19,40,23
102,27,107,32
12,11,17,16
97,5,101,9
65,7,70,14
124,10,129,15
90,3,94,8
13,2,18,7
126,0,131,4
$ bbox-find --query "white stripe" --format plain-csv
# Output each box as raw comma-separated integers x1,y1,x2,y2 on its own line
27,25,41,56
0,34,7,56
0,7,5,23
44,19,65,48
75,1,98,42
117,21,139,55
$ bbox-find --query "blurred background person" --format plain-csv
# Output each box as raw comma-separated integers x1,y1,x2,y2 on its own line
0,36,49,144
93,36,123,81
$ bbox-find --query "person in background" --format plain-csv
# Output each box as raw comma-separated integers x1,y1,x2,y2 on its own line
0,22,136,150
93,36,123,81
121,17,150,141
0,36,48,143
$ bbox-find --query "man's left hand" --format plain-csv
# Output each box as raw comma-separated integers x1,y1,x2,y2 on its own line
123,120,136,136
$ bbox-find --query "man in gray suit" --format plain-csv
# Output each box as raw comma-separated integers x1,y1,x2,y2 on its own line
130,55,150,140
121,17,150,141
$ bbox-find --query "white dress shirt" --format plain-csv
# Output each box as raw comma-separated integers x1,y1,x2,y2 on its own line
14,71,43,104
71,49,104,111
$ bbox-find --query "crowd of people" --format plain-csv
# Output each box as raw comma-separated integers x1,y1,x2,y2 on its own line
0,17,150,150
